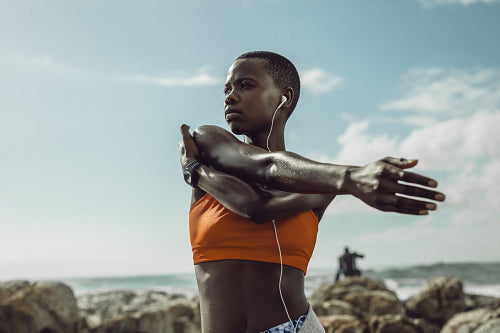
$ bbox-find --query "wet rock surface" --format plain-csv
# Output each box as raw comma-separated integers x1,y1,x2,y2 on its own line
0,280,79,333
1,276,498,333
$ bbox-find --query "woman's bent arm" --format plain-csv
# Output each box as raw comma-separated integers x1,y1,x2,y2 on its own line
179,127,333,222
194,165,334,224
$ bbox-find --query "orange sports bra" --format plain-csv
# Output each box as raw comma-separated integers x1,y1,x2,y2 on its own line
189,193,319,274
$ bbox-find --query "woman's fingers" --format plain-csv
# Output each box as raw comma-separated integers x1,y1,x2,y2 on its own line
180,124,193,139
400,171,439,188
381,163,438,189
379,178,445,201
377,194,437,215
179,124,201,161
381,156,418,169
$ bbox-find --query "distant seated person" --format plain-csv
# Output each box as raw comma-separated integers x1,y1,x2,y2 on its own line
335,247,365,282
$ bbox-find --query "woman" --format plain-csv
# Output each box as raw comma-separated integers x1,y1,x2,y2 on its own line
179,51,444,333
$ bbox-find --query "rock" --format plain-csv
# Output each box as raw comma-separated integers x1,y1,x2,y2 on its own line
310,277,403,317
405,277,465,325
368,314,439,333
77,290,201,333
474,318,500,333
311,299,361,317
369,314,417,333
310,277,389,304
343,289,403,316
0,280,79,333
441,307,500,333
318,314,367,333
0,304,37,333
2,275,496,333
335,277,390,292
464,294,500,311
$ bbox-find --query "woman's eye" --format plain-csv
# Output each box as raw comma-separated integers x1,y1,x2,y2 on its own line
224,88,231,95
241,82,250,90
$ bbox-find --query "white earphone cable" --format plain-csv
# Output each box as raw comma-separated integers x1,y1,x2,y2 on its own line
272,219,296,331
266,98,283,152
267,98,300,333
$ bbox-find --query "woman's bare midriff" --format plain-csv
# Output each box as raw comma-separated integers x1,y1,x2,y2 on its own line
195,259,309,333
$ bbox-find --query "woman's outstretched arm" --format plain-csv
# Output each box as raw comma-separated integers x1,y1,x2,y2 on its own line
182,124,445,215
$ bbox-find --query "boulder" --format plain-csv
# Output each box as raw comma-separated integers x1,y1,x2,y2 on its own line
0,304,37,333
335,277,389,292
311,299,360,317
310,277,389,304
464,294,500,311
474,318,500,333
318,314,367,333
343,289,403,316
441,307,500,333
0,280,79,333
405,277,465,325
78,290,201,333
310,277,403,317
368,314,439,333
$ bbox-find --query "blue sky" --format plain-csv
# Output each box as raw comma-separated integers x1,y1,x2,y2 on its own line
1,0,499,279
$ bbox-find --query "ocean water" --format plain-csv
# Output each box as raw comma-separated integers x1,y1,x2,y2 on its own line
305,262,500,300
63,262,500,300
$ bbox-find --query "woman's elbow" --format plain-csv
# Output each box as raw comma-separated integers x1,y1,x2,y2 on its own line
193,125,228,144
244,203,272,225
192,125,231,163
192,125,213,152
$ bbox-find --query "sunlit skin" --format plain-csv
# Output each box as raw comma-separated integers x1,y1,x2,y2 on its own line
178,57,445,332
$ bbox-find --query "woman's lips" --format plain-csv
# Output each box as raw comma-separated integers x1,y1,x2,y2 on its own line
225,108,242,121
225,112,241,121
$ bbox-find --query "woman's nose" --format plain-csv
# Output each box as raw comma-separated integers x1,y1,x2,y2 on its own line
225,89,238,105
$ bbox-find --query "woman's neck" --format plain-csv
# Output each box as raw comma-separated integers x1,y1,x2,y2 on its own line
244,128,286,151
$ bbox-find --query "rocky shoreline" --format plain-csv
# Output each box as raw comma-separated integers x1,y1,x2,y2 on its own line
1,276,499,333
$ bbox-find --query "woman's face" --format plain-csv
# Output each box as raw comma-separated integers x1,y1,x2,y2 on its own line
223,58,281,136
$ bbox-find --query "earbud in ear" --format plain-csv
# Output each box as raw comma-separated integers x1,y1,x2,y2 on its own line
276,96,287,110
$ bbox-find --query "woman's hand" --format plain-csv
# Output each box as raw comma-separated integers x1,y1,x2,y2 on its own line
343,157,445,215
178,124,201,169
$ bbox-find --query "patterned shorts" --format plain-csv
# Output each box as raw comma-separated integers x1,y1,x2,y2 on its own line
260,315,307,333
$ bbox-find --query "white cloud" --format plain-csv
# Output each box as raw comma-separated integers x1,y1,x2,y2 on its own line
350,157,500,265
320,110,500,215
380,68,500,125
399,111,500,170
21,54,57,68
300,68,343,95
444,159,500,225
419,0,500,8
351,215,500,267
4,54,94,77
321,108,500,172
340,151,500,267
1,53,221,88
317,65,500,256
134,67,221,87
325,195,380,216
334,121,399,165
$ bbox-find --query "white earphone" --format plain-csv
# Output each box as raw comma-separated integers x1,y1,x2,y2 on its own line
278,95,287,110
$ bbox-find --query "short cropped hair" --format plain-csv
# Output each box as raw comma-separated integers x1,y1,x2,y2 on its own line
236,51,300,117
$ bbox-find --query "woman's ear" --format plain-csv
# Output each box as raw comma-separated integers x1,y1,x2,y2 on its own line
283,87,294,108
280,87,294,120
